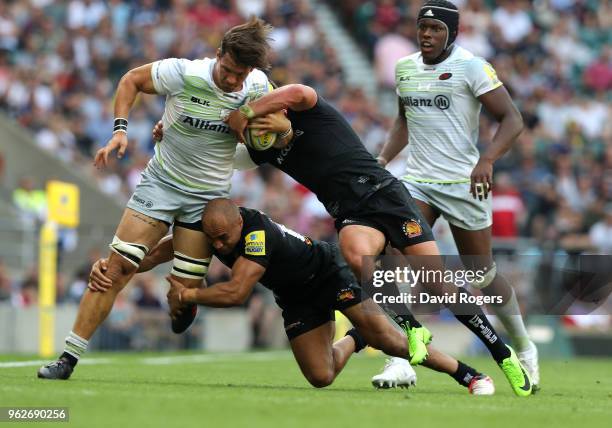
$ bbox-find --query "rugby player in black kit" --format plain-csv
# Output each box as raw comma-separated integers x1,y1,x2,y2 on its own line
221,84,532,396
90,198,494,392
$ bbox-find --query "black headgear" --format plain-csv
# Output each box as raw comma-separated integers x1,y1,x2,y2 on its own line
417,0,460,51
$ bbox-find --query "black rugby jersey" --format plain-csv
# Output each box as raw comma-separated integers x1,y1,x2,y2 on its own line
247,97,395,218
214,207,337,299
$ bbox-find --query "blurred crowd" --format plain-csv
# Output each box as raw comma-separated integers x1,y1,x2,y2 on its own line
0,0,367,236
0,0,610,343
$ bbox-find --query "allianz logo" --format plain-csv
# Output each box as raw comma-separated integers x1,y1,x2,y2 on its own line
401,95,450,110
182,116,230,134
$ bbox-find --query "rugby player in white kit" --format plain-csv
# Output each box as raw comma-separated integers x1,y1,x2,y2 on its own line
38,18,276,380
375,0,540,389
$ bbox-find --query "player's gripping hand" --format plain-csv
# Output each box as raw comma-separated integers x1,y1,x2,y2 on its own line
88,258,112,292
248,111,290,136
166,276,186,319
94,132,128,169
152,120,163,142
470,158,493,200
376,156,388,167
224,109,248,145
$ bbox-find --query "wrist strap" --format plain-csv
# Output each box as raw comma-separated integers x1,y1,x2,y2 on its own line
113,118,128,135
278,127,292,140
239,104,255,119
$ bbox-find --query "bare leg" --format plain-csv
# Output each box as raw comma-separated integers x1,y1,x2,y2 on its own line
344,300,461,375
450,225,511,302
73,208,168,339
413,199,440,227
338,224,387,280
451,224,531,351
289,321,356,388
421,347,458,374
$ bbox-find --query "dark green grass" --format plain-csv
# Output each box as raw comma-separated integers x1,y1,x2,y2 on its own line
1,352,610,428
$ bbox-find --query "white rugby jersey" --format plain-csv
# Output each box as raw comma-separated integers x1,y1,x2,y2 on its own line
148,57,270,191
395,45,502,183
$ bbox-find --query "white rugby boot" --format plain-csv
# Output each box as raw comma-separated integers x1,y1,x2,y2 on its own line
371,357,417,389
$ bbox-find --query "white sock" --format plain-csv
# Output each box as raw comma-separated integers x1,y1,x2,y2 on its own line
490,288,531,352
64,331,89,361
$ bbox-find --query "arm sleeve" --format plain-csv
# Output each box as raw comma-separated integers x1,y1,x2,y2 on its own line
151,58,188,96
466,57,503,98
233,144,258,170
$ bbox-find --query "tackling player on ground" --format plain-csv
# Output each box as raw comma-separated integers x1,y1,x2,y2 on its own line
153,81,532,395
38,18,279,380
375,0,539,389
90,198,496,394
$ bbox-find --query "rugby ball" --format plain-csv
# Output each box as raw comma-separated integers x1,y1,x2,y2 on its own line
242,81,277,151
244,128,277,151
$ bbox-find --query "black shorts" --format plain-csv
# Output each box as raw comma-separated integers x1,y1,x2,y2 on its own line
277,261,363,341
174,219,202,231
335,179,434,250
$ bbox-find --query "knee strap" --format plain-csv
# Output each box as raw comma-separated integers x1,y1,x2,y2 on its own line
109,236,149,268
171,252,211,280
472,262,497,289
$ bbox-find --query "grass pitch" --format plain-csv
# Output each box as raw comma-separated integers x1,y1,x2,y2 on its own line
1,352,610,428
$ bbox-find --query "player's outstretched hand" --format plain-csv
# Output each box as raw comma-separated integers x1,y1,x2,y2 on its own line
470,158,493,200
166,276,185,319
94,132,128,169
152,120,163,142
88,258,112,292
248,112,290,136
224,110,248,144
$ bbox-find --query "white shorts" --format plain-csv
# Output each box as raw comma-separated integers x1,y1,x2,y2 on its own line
402,180,492,231
126,168,228,225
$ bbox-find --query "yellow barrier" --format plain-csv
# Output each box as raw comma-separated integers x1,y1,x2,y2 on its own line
38,221,57,357
38,180,80,357
46,181,79,228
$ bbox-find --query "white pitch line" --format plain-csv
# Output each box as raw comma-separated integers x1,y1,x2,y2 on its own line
0,358,112,368
0,359,47,368
0,352,291,368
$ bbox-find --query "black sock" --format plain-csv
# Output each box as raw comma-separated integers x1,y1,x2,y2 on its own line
450,289,510,363
392,311,422,330
345,328,367,353
452,361,481,388
379,302,423,330
60,352,78,367
374,272,423,330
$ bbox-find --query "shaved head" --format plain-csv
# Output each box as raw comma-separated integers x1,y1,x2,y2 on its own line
203,198,240,228
202,198,243,254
